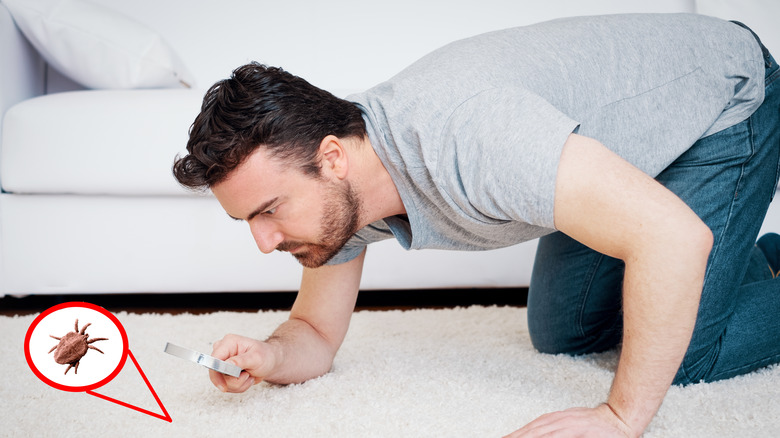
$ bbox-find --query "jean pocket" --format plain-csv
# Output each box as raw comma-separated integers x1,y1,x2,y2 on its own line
767,63,780,87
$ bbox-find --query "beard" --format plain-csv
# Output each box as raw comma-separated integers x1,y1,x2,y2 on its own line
276,180,362,268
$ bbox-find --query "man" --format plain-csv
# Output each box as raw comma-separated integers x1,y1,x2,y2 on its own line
173,13,780,437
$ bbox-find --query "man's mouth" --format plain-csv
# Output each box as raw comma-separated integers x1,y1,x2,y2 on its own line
287,245,305,254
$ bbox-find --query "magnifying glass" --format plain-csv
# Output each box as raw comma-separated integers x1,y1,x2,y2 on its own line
163,342,242,377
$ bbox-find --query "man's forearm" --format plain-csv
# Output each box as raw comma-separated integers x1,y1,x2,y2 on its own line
262,317,340,385
607,230,712,435
262,253,365,385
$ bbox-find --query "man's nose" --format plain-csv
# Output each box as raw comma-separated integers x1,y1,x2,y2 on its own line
249,221,284,254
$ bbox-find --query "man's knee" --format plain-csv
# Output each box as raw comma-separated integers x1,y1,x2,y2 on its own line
528,317,622,356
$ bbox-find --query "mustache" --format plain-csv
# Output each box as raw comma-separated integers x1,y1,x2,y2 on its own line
276,241,306,252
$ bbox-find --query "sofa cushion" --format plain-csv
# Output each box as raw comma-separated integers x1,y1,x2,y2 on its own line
1,89,204,196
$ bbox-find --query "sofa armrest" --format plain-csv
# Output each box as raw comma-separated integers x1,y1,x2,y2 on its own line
0,1,46,154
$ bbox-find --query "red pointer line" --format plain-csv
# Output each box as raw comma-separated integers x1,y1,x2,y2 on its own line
87,350,172,423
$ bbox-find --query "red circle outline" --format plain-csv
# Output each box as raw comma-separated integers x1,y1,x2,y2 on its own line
24,302,129,392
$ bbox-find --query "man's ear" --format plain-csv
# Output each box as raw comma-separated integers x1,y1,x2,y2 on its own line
318,135,349,179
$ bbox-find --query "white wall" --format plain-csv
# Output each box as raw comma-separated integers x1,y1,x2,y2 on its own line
91,0,695,95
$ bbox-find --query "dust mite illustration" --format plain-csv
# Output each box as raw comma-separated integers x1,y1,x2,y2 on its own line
48,319,109,375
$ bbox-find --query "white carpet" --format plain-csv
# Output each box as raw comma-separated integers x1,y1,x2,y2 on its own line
2,306,778,437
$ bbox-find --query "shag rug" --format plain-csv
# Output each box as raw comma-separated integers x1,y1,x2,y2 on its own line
2,306,778,437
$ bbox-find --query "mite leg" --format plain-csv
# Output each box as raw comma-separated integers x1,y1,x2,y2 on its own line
79,322,92,335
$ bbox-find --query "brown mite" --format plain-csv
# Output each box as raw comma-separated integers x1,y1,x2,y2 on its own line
48,319,109,375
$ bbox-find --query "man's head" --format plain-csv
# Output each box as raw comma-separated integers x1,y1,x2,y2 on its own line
172,62,367,190
173,63,368,267
210,143,363,268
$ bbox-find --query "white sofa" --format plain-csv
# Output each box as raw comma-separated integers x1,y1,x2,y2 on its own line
1,0,779,297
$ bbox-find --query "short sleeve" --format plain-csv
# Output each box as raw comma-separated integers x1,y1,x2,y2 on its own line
435,87,579,229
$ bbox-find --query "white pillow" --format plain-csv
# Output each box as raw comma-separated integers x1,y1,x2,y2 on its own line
3,0,195,89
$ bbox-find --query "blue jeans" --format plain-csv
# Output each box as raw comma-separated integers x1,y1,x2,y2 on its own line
527,35,780,385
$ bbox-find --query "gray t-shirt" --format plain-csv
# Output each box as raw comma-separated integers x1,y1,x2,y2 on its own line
329,13,765,265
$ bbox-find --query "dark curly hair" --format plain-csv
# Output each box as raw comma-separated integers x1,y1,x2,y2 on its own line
173,62,367,190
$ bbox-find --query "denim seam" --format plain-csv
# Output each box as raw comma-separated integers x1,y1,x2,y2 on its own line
766,66,780,87
575,254,602,340
575,253,623,346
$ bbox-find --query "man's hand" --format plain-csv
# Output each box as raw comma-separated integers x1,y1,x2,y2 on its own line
209,334,278,393
208,251,367,392
505,404,636,438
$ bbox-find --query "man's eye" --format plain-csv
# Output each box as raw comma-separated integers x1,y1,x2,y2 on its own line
264,208,277,215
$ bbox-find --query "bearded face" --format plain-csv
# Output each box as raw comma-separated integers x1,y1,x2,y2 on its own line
210,144,366,269
275,180,362,268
